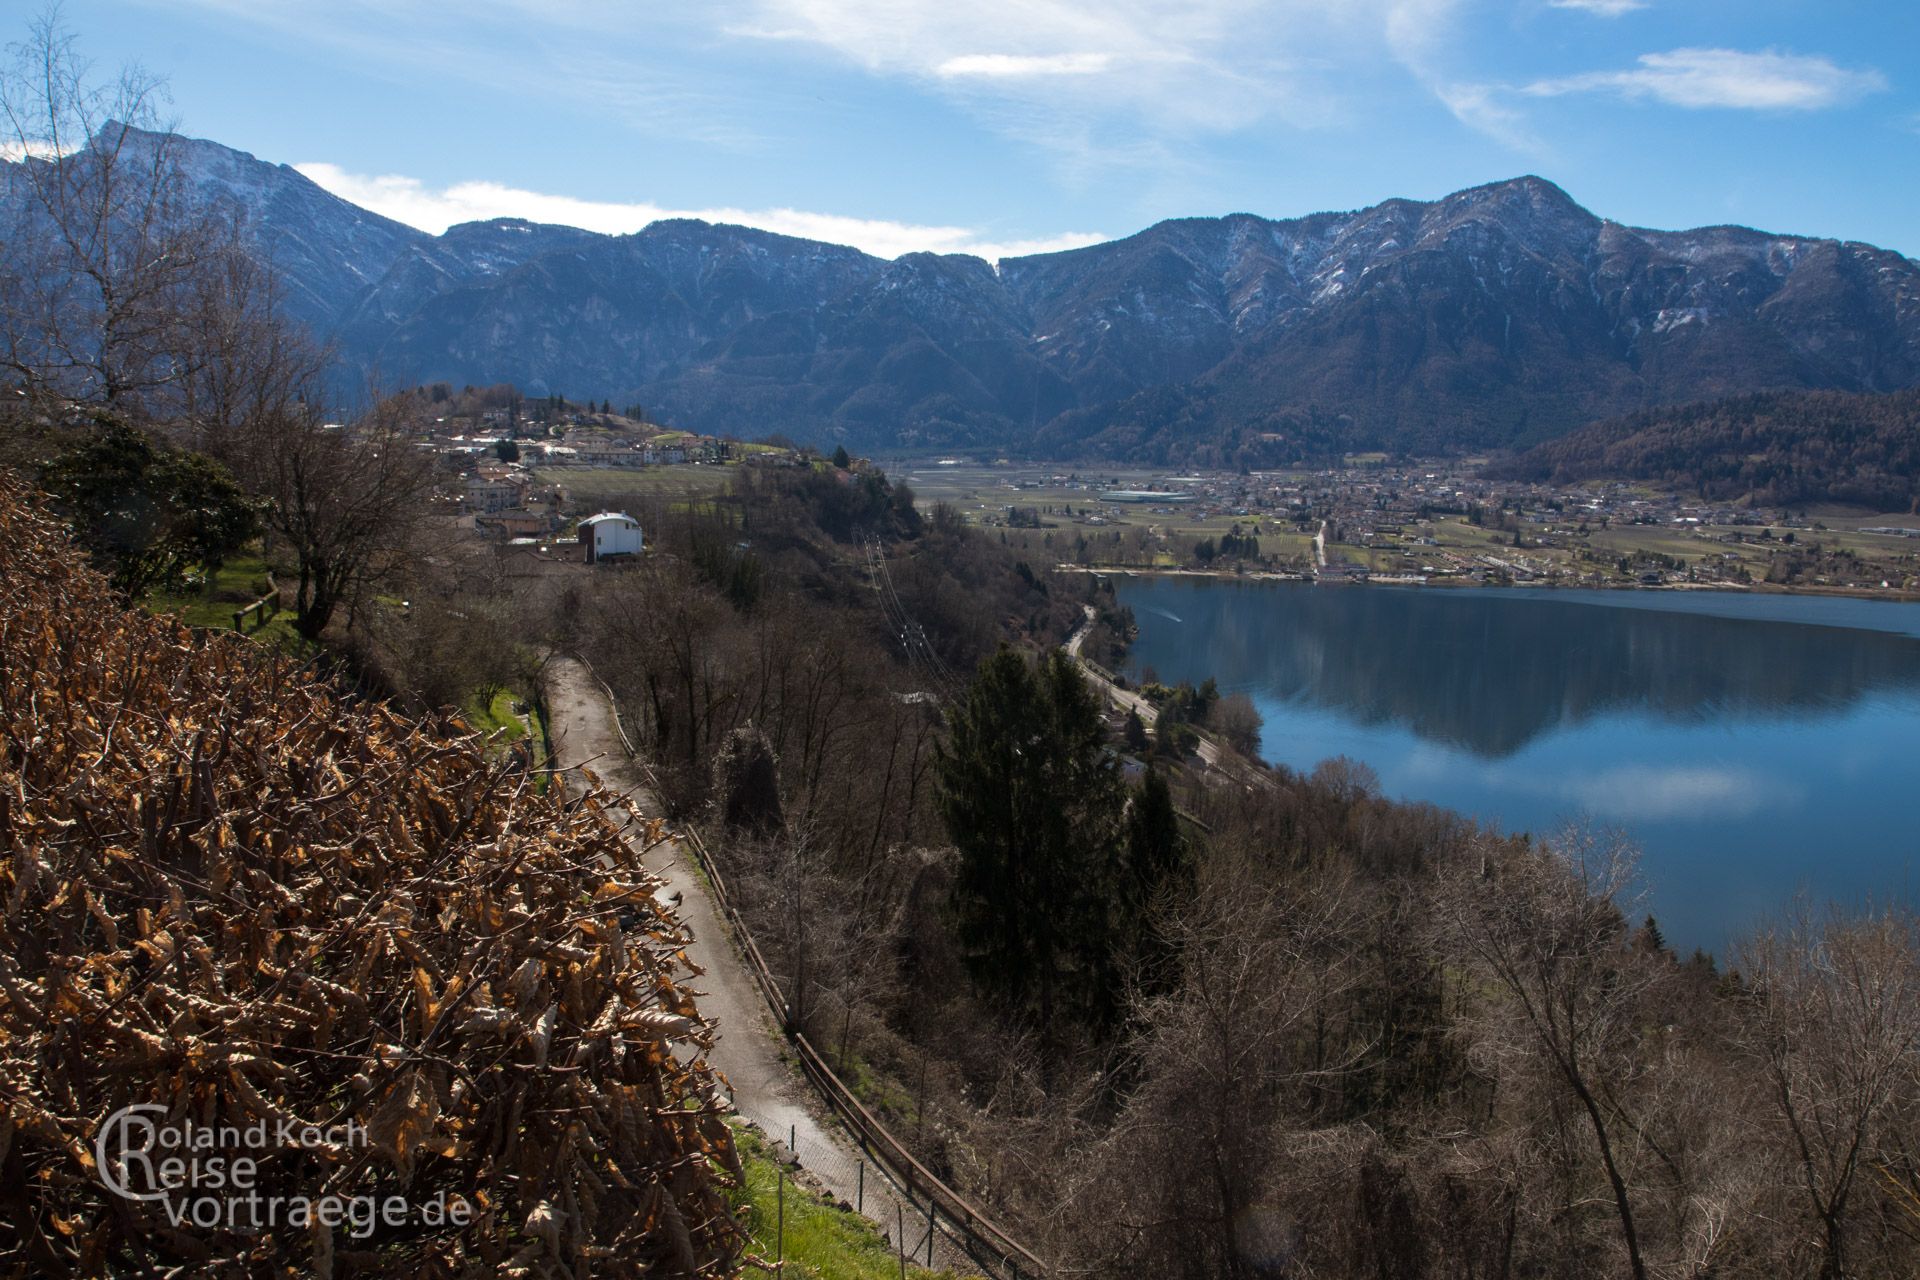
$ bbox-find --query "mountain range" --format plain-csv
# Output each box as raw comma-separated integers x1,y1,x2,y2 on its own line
19,126,1920,461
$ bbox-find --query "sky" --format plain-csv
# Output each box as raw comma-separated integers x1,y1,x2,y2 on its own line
31,0,1920,260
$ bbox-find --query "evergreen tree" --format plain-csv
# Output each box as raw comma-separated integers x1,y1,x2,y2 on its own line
40,418,260,598
711,726,783,836
1112,766,1190,1012
1123,706,1150,754
1123,767,1187,915
936,649,1122,1042
831,443,852,470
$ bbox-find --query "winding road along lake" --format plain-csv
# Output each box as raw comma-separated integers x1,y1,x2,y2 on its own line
1116,579,1920,952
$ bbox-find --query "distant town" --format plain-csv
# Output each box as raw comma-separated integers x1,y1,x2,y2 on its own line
899,457,1920,597
411,387,1920,598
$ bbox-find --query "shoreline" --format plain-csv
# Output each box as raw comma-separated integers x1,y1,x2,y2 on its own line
1058,563,1920,606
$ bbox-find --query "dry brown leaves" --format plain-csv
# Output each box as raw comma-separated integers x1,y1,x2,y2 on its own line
0,474,745,1278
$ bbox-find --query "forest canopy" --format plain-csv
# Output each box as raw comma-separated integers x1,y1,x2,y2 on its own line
1492,387,1920,510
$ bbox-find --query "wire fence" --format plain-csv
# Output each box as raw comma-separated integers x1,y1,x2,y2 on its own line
759,1120,980,1275
577,658,1049,1280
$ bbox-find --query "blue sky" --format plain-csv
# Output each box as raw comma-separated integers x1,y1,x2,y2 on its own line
39,0,1920,259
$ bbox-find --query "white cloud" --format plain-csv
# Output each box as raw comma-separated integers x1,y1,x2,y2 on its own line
1558,764,1793,823
1434,81,1547,154
1381,0,1559,154
1382,0,1463,70
1547,0,1646,16
294,162,1105,261
937,52,1115,79
726,0,1411,139
141,0,768,150
162,0,1498,170
1526,48,1886,111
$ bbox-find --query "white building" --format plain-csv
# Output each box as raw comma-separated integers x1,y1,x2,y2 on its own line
579,512,644,563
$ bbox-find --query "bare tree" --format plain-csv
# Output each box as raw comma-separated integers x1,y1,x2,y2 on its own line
1071,855,1362,1280
0,12,219,412
177,228,331,450
1210,691,1264,757
235,391,442,640
1736,903,1920,1279
1438,826,1663,1280
589,557,742,805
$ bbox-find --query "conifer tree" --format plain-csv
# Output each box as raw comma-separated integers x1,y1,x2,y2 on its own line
936,648,1122,1041
1117,766,1191,1002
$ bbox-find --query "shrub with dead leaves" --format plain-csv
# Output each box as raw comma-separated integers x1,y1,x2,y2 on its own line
0,473,745,1277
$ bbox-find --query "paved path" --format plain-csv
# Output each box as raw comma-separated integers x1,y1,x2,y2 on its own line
543,658,966,1269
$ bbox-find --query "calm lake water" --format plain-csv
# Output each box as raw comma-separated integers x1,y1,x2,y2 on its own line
1115,579,1920,952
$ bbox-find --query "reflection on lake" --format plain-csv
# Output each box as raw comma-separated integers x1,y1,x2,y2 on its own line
1116,580,1920,951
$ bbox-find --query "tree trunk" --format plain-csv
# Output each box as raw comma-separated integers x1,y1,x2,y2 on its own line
1567,1068,1648,1280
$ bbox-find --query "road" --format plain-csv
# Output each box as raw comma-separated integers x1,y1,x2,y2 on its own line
1065,606,1225,771
543,658,967,1269
1067,606,1281,799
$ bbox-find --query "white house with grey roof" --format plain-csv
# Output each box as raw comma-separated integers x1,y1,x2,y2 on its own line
578,512,643,563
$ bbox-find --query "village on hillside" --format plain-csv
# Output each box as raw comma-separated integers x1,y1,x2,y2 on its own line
418,386,808,566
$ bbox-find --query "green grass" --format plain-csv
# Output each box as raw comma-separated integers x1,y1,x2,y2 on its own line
461,687,527,745
729,1124,965,1280
667,499,738,521
824,1047,917,1124
533,466,732,501
460,686,557,791
1585,526,1710,561
1429,517,1522,552
145,553,314,656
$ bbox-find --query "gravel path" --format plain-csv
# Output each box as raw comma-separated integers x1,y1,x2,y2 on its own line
544,657,972,1271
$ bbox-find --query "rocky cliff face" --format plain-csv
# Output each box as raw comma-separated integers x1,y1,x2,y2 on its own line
19,128,1919,458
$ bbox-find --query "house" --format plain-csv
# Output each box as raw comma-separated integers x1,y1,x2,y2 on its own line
573,444,645,468
1314,560,1370,584
579,512,644,563
475,510,559,540
465,473,531,513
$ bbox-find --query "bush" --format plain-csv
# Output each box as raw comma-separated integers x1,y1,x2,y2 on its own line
0,474,743,1277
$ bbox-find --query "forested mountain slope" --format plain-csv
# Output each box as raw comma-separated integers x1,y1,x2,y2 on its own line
1492,387,1920,509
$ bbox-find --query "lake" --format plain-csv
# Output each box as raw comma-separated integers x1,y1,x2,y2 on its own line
1114,578,1920,953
